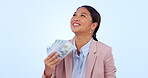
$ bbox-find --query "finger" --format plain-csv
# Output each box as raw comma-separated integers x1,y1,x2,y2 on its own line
49,57,62,66
44,52,56,62
45,57,62,68
47,53,59,63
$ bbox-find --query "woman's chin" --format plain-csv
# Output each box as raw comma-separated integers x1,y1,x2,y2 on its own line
72,30,78,34
72,29,78,33
72,31,83,35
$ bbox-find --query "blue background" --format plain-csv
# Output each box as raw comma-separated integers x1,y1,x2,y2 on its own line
0,0,148,78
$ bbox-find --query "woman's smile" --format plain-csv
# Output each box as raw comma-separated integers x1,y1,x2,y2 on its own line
72,22,81,27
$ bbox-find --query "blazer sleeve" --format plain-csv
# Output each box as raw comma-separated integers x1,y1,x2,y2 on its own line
42,73,56,78
104,47,116,78
41,70,56,78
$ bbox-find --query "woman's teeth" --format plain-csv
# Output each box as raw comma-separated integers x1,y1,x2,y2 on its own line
74,24,79,25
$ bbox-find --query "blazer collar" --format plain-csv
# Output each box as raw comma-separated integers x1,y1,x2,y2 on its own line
65,38,99,78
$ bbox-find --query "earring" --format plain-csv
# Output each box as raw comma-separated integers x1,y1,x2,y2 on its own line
89,30,92,33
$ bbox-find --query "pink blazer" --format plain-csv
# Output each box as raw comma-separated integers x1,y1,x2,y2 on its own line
42,39,116,78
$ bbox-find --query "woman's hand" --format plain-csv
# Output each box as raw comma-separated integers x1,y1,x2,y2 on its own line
44,52,62,78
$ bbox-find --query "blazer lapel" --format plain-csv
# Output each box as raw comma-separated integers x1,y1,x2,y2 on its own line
85,40,98,78
65,52,73,78
64,38,75,78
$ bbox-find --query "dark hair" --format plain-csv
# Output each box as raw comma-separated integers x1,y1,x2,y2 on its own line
78,5,101,41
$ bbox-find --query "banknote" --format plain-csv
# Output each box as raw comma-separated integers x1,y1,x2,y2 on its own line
46,40,75,59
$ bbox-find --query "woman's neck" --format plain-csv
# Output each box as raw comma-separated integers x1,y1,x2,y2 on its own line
74,34,92,53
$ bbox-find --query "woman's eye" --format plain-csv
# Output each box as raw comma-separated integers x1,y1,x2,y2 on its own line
73,14,76,16
81,15,85,17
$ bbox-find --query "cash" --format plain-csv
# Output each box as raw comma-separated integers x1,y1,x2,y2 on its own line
46,40,75,59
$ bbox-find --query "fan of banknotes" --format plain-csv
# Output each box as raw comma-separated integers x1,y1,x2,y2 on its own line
46,40,75,59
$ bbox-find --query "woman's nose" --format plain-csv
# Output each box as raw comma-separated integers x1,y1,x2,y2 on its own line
72,16,80,21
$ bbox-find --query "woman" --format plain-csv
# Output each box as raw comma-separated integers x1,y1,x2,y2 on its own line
42,5,116,78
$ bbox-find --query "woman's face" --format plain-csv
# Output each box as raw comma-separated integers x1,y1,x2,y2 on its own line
70,7,94,35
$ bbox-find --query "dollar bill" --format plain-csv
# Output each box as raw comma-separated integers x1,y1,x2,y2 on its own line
46,40,75,59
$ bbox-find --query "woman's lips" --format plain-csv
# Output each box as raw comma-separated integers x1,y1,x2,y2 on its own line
73,23,80,27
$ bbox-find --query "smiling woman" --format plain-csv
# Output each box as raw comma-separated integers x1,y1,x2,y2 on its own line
42,5,116,78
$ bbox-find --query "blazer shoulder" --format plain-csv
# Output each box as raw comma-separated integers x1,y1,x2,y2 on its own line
94,41,112,57
96,41,112,49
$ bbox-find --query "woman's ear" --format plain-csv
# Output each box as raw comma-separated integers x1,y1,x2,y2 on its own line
91,22,98,30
